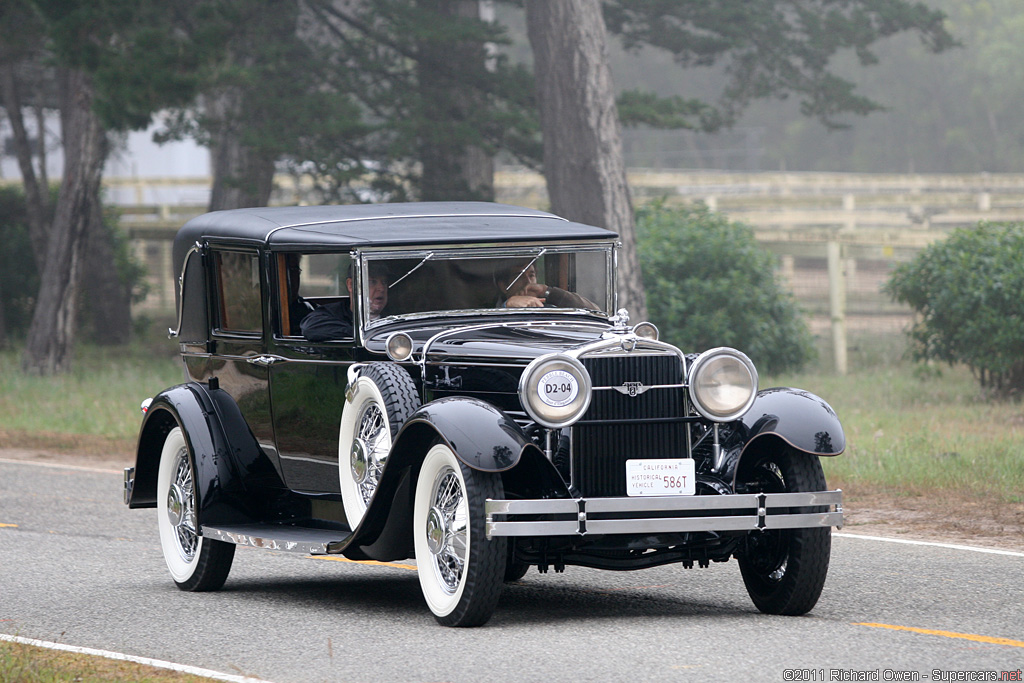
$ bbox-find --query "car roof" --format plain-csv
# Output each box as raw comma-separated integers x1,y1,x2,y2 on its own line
175,203,617,257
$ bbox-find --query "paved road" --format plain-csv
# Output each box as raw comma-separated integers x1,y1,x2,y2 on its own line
2,458,1022,683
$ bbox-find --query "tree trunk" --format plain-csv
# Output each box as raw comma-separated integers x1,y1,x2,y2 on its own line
416,0,495,202
81,202,132,345
21,69,107,375
207,86,276,211
0,63,49,273
524,0,646,321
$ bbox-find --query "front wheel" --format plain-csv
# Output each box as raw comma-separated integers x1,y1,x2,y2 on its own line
156,427,234,591
339,363,420,528
736,449,831,615
413,443,506,627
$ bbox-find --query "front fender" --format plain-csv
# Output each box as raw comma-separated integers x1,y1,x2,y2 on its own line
130,383,275,527
393,396,539,472
344,397,543,560
738,387,846,457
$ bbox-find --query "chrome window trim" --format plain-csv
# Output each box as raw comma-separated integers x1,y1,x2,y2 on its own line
168,241,202,339
263,211,568,244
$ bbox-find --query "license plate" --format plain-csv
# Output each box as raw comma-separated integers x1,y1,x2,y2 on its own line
625,458,696,496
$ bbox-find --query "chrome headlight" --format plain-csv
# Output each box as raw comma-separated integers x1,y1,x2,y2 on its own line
632,322,659,340
385,332,413,361
688,348,758,422
519,354,592,428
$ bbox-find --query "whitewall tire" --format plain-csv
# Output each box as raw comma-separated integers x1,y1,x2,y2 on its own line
156,426,234,591
339,364,419,528
413,443,506,627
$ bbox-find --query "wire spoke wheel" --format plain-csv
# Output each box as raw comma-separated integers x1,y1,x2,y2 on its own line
414,443,505,627
339,363,420,528
156,426,234,591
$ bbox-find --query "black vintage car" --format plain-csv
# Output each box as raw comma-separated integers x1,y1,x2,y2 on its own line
124,202,844,627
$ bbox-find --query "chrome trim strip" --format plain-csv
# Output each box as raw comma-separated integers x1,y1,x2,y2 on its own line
591,382,686,392
587,516,759,535
584,494,761,513
486,521,583,537
486,499,579,515
263,211,568,243
763,490,843,508
123,467,135,505
764,512,845,530
484,490,843,538
201,526,345,555
168,242,202,339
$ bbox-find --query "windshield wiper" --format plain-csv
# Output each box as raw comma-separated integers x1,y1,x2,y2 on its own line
500,248,547,295
387,252,434,288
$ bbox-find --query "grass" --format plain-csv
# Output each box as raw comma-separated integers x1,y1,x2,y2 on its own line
767,363,1024,504
0,639,216,682
0,334,181,453
2,331,1022,505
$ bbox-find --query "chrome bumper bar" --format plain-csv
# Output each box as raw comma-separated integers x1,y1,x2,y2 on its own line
123,467,135,505
485,490,843,539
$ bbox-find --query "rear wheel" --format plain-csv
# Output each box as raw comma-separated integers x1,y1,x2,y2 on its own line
156,427,234,591
737,449,831,615
413,443,506,627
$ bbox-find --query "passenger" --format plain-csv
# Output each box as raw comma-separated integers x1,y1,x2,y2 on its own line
301,264,390,341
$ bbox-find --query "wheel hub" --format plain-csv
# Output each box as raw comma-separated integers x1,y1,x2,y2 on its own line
166,484,185,528
350,438,368,483
425,506,446,555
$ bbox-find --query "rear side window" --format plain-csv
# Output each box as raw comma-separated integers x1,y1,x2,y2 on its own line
214,250,262,335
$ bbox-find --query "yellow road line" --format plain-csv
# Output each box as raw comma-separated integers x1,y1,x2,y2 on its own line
0,523,18,528
308,555,418,571
855,622,1024,649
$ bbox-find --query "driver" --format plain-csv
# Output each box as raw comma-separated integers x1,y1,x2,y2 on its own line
301,264,390,341
497,260,597,309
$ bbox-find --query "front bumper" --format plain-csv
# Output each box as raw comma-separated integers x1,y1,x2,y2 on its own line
485,490,843,538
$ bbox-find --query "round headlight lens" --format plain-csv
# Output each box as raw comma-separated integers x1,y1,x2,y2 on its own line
386,332,413,361
519,354,592,428
632,322,659,340
688,348,758,421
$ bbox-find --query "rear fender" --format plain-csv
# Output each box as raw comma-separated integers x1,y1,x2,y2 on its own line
130,383,277,526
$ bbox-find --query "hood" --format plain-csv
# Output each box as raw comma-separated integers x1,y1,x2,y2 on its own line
368,318,613,363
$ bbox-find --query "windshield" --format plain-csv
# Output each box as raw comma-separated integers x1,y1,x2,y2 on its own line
363,247,612,323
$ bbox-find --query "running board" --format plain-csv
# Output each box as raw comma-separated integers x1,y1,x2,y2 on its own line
202,524,351,555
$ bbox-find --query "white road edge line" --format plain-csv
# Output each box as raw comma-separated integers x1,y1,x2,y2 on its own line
0,634,276,683
835,532,1024,557
0,458,122,474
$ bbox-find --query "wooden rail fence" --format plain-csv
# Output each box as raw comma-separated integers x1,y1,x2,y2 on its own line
112,171,1024,374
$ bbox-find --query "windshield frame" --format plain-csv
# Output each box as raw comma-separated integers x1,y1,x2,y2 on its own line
354,242,617,332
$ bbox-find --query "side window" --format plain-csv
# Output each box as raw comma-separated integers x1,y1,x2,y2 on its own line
214,250,262,335
274,252,352,338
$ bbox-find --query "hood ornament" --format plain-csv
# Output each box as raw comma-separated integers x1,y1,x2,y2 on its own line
609,308,631,333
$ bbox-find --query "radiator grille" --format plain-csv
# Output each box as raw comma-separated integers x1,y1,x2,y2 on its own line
574,353,688,496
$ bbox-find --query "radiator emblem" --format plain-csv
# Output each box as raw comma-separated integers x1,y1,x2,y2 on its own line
614,381,650,397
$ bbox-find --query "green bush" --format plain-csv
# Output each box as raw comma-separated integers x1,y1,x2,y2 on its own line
885,221,1024,397
636,200,815,375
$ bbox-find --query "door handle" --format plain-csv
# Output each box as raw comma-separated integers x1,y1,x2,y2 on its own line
247,355,284,367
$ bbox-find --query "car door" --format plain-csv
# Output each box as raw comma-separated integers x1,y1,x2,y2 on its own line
267,251,355,494
205,247,280,487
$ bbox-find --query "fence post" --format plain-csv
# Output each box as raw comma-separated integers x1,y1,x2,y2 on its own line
827,240,847,375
